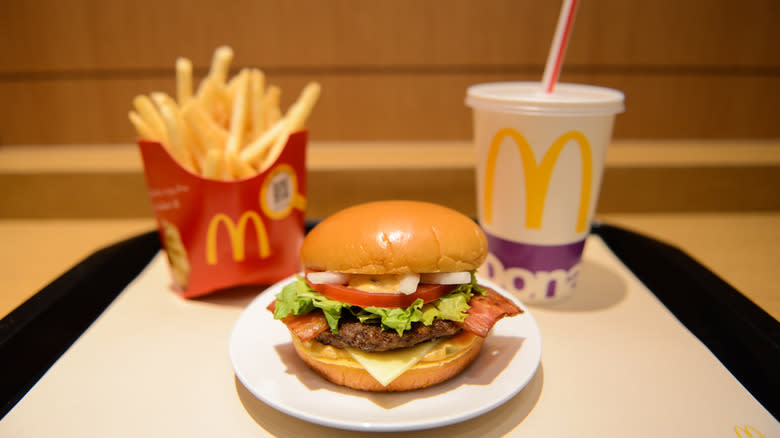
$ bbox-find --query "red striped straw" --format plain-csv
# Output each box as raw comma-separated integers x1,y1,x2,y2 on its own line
541,0,580,94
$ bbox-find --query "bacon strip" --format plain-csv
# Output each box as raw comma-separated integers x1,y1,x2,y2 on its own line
267,300,330,341
456,288,523,337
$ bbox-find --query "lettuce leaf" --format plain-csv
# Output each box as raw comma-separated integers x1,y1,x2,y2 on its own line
272,277,344,330
272,272,485,336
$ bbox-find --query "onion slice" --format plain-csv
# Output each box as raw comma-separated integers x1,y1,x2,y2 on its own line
397,273,421,294
306,271,350,285
420,271,471,285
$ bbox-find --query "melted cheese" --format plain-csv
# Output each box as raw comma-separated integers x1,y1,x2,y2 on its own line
298,331,479,387
345,340,442,386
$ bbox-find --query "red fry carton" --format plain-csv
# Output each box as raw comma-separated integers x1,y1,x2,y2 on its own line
137,131,307,298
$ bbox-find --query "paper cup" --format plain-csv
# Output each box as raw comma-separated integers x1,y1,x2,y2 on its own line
137,131,308,299
466,82,624,304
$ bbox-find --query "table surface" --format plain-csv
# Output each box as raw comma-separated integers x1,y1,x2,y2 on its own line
2,212,778,322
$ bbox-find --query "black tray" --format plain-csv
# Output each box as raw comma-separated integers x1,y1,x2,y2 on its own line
1,223,777,419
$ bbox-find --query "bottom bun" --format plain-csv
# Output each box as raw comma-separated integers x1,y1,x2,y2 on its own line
291,331,485,392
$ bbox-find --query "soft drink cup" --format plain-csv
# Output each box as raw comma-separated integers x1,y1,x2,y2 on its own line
466,82,624,304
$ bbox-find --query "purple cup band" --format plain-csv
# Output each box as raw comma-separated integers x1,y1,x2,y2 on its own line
484,231,585,272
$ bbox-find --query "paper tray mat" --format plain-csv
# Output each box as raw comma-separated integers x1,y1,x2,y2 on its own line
1,233,777,436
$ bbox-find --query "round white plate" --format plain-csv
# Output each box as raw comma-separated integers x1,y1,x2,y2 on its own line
229,275,542,432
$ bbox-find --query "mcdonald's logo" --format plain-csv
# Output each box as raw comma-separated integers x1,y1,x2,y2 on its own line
206,211,271,265
483,128,592,233
735,425,766,438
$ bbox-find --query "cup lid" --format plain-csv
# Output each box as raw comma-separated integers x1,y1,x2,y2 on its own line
466,82,625,116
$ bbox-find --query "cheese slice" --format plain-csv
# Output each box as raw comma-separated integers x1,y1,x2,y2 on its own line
345,339,443,387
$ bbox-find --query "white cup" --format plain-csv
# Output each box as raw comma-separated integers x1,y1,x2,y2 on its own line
466,82,624,304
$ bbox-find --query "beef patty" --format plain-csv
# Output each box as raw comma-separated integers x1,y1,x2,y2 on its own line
315,317,461,353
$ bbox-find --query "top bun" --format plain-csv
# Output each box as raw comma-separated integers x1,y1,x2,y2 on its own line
301,200,487,274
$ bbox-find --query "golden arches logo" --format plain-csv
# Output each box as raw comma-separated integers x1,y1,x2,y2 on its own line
735,425,765,438
483,128,593,233
206,211,271,265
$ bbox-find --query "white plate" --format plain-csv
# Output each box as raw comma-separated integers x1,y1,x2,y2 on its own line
229,275,542,432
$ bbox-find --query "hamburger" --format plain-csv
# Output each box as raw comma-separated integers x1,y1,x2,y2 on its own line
268,200,522,392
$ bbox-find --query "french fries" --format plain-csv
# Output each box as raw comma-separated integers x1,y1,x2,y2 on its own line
129,46,320,180
175,57,193,105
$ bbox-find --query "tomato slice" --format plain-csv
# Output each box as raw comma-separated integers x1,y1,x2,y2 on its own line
308,281,456,308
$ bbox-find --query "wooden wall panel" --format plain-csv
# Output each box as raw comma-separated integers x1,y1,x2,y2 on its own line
0,0,778,144
1,73,778,144
0,1,555,72
2,0,777,71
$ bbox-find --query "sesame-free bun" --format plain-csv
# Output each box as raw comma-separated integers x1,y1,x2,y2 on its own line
291,332,484,392
301,200,487,274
